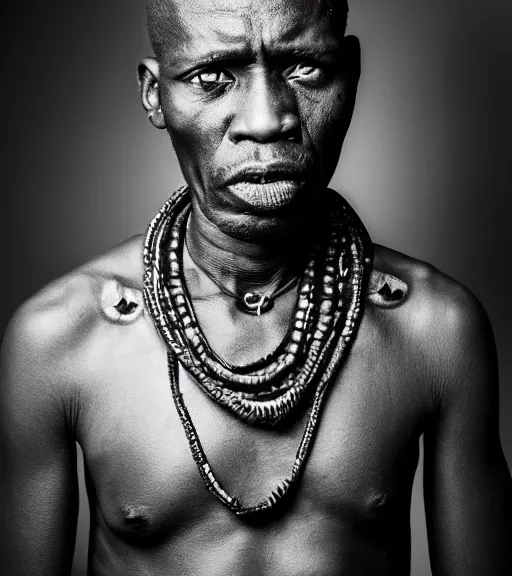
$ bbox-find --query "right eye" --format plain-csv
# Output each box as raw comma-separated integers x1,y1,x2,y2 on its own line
189,70,234,93
286,62,325,86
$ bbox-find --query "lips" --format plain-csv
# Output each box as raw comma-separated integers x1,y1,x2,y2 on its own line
224,164,307,211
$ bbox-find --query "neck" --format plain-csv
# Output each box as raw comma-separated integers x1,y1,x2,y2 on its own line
185,202,316,297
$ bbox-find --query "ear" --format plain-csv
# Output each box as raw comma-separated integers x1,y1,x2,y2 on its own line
341,35,361,96
335,35,361,136
138,57,166,130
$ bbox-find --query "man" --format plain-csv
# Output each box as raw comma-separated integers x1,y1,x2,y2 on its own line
1,0,510,575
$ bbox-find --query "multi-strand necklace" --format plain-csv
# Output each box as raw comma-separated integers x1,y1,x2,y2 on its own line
143,186,372,516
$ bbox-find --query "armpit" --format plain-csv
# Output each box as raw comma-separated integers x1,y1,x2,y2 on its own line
367,271,409,308
100,279,144,324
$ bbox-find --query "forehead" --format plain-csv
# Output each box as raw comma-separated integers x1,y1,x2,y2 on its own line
160,0,340,67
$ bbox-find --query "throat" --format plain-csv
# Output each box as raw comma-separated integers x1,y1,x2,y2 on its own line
184,203,310,305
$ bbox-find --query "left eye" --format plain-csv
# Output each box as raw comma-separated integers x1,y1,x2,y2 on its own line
189,71,233,92
287,63,324,84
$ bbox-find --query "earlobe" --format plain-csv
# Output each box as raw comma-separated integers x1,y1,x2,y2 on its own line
137,57,166,129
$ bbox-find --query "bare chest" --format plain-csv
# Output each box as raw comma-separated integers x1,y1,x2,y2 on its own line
76,313,423,544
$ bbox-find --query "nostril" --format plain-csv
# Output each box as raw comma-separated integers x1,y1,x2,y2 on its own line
281,114,301,142
286,132,300,143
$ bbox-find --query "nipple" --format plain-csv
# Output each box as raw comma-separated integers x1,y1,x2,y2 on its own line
121,505,151,531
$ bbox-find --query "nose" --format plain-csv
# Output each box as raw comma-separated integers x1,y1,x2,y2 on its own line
227,72,300,144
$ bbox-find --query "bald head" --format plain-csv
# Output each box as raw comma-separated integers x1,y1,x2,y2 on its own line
145,0,349,61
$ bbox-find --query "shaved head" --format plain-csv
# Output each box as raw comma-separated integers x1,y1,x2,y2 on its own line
145,0,349,60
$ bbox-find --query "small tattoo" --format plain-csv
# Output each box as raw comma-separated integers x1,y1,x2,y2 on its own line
100,279,144,324
367,271,409,308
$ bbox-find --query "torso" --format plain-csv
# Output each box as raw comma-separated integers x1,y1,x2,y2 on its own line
42,236,440,576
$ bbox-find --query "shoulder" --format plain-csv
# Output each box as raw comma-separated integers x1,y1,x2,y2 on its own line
1,235,146,396
370,244,495,405
371,244,489,337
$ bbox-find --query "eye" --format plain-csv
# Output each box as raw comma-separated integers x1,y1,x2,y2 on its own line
286,63,324,85
189,70,234,93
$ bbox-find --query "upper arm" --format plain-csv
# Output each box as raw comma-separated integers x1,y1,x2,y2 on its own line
423,284,512,575
0,299,80,576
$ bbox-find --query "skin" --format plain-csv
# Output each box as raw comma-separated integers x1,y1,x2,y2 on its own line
1,1,511,575
140,0,359,295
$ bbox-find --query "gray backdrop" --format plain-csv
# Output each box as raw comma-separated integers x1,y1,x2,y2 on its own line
3,1,511,575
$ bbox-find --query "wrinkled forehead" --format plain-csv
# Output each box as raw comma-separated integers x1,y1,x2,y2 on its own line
151,0,345,67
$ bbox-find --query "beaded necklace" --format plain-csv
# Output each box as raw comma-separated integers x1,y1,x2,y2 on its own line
143,186,372,515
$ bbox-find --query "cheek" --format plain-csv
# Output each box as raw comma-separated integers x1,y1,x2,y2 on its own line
297,86,347,145
162,86,227,162
295,85,350,184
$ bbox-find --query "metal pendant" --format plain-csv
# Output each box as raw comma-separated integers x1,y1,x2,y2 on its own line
239,292,273,315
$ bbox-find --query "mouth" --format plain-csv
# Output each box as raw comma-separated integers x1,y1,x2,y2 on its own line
224,164,307,211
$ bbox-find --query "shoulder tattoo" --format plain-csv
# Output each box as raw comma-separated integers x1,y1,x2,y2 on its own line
367,270,409,308
100,279,144,324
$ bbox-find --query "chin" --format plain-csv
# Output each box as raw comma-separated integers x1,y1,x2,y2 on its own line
213,211,298,243
193,179,324,243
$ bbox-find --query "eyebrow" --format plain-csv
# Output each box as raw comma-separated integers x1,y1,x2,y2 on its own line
167,46,251,71
172,42,341,73
278,45,341,60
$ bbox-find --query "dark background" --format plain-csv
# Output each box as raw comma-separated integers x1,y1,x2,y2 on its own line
3,1,511,575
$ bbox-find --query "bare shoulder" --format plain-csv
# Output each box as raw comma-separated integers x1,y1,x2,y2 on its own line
372,243,489,334
371,244,496,403
1,234,146,394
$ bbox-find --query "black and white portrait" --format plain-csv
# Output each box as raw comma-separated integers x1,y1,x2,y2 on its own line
2,1,511,575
